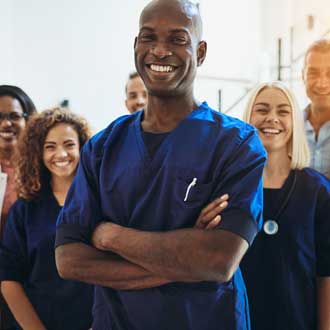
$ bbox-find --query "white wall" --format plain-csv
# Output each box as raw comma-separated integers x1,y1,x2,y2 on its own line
6,0,150,131
0,0,13,82
6,1,328,129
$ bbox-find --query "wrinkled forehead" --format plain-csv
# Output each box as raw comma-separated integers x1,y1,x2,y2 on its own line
139,0,201,40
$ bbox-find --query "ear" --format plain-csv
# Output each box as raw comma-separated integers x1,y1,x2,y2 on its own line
197,41,207,67
301,68,305,83
134,37,138,49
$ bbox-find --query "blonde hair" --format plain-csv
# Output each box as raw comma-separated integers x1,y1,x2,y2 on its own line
243,81,310,169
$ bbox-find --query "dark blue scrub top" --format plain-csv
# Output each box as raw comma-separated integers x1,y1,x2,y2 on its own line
0,189,93,330
241,168,330,330
56,102,267,330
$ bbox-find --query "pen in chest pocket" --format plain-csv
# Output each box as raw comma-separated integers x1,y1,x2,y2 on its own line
184,177,197,202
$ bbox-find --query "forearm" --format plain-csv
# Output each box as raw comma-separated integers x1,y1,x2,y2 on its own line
317,277,330,330
55,242,171,290
1,281,46,330
103,226,247,282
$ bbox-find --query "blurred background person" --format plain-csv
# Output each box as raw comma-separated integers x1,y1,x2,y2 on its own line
241,82,330,330
302,39,330,178
0,85,36,330
125,72,147,113
0,108,94,330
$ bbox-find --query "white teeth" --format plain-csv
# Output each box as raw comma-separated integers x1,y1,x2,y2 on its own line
150,64,174,72
261,128,281,134
0,132,14,138
53,161,70,168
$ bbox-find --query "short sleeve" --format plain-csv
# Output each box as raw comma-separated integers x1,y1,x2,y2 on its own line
55,139,103,247
214,128,266,246
0,200,29,282
315,182,330,277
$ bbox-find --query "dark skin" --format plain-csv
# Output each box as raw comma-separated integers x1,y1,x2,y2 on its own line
56,0,248,288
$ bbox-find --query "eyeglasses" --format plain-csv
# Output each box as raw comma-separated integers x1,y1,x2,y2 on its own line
0,112,27,122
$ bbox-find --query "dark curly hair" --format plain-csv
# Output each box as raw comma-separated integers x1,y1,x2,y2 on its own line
15,107,92,200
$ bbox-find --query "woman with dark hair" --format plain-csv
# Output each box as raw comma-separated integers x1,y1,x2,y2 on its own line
0,85,37,330
0,85,36,233
0,108,94,330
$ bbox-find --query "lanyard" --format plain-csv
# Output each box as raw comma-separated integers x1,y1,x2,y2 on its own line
263,170,297,235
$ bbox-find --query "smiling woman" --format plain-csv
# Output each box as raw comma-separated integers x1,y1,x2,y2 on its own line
240,81,330,330
0,108,94,330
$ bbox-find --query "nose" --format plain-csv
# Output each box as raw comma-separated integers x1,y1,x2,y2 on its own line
56,147,68,158
265,111,279,124
151,42,172,58
0,118,13,127
136,96,146,107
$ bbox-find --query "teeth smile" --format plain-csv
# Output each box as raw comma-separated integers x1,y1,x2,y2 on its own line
261,128,281,134
53,161,70,167
150,64,174,72
0,132,15,138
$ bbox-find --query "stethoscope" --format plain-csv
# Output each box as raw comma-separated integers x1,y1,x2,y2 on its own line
263,170,297,235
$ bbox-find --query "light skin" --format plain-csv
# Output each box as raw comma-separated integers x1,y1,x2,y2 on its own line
302,50,330,137
125,75,147,113
250,87,330,330
1,123,81,330
56,0,248,289
0,96,26,164
250,87,293,188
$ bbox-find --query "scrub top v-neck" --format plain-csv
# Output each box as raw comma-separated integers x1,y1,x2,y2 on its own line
0,189,93,330
56,102,267,330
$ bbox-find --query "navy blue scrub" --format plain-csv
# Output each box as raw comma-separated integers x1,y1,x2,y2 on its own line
241,169,330,330
0,188,93,330
56,102,266,330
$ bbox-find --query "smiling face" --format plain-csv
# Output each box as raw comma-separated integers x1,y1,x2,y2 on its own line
134,0,206,97
250,87,293,154
42,123,80,181
0,96,26,155
303,50,330,111
125,75,148,113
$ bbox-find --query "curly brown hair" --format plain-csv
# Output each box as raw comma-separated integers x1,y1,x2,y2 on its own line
15,107,92,200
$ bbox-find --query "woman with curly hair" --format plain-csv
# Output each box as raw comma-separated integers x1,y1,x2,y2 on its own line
0,108,94,330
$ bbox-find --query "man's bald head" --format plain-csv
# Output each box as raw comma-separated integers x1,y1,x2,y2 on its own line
140,0,203,42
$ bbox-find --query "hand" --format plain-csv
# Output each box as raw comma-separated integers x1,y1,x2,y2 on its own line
91,222,122,251
194,194,229,230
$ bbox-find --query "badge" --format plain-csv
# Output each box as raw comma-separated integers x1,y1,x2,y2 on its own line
263,220,278,235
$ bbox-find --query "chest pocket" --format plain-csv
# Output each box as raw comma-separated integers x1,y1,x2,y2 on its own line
172,176,214,227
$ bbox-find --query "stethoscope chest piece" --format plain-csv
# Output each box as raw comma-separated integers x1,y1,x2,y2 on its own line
263,220,279,235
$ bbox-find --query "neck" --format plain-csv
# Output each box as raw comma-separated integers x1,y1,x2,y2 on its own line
309,104,330,134
51,175,74,206
264,150,291,188
143,92,200,133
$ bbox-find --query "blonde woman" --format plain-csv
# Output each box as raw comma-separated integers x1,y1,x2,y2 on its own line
240,82,330,330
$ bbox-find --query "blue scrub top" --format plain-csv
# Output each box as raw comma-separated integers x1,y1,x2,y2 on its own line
0,189,93,330
56,102,266,330
241,168,330,330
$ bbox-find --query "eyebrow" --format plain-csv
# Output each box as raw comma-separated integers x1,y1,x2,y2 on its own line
139,27,190,35
44,139,76,144
254,102,291,108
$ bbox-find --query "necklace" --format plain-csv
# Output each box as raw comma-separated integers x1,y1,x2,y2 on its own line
263,170,297,235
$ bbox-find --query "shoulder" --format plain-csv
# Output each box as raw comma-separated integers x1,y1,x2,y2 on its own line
297,168,330,193
82,113,138,158
199,103,261,144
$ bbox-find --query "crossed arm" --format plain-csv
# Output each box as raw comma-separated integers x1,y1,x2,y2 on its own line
56,194,250,289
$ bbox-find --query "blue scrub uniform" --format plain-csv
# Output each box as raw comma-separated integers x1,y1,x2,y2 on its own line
241,169,330,330
0,188,93,330
56,102,266,330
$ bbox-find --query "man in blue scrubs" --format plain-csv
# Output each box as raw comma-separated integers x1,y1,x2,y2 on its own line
55,1,266,329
